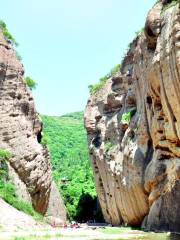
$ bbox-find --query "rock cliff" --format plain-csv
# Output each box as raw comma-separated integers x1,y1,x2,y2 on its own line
85,0,180,232
0,29,66,221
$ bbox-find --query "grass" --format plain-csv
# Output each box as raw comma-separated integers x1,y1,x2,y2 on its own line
100,226,132,234
100,227,171,240
2,227,176,240
12,234,62,240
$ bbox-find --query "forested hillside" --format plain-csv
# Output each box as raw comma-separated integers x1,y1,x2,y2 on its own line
42,112,98,221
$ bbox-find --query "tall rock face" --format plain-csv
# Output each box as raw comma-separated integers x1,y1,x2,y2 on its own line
85,1,180,232
0,30,66,220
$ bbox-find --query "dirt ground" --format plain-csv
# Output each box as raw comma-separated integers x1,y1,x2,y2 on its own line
0,226,174,240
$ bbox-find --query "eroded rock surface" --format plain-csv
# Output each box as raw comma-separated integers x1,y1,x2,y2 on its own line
85,1,180,232
0,30,66,221
0,198,44,231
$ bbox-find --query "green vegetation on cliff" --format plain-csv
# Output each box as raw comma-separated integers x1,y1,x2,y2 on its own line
42,112,98,221
0,20,18,47
0,149,11,180
88,64,120,95
25,77,37,90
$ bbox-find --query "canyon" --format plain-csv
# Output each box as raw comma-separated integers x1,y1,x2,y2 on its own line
0,0,180,234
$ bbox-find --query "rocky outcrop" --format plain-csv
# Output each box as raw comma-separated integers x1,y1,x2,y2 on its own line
0,29,66,221
46,181,66,220
85,0,180,232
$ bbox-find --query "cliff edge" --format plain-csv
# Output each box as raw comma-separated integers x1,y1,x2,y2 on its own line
0,28,66,221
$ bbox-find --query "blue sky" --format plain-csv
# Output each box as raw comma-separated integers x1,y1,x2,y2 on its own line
1,0,155,116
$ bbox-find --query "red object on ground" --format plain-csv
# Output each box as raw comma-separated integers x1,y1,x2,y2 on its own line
70,223,80,228
63,223,67,228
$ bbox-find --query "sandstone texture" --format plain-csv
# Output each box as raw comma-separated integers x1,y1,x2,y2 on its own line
0,198,48,231
85,0,180,232
0,29,66,221
46,181,67,221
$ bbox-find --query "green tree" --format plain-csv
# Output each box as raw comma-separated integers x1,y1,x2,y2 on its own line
42,112,97,220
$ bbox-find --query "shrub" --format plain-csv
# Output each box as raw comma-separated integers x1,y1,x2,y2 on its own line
89,64,121,95
0,149,11,182
0,149,12,160
104,141,115,152
110,64,121,76
0,20,18,47
88,82,104,95
25,77,37,90
121,109,136,125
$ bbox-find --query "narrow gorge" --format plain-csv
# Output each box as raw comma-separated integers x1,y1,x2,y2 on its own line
85,0,180,232
0,0,180,236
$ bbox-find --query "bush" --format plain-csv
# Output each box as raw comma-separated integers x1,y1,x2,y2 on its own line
88,82,104,95
0,149,12,160
104,141,114,152
121,109,136,125
0,149,11,182
0,20,18,47
89,64,120,95
25,77,37,90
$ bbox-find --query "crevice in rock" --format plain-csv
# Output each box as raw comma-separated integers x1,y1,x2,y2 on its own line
21,102,29,116
146,96,153,106
92,131,102,148
145,25,157,51
37,131,42,143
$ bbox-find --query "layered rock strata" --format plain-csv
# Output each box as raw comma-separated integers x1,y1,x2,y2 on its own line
85,0,180,232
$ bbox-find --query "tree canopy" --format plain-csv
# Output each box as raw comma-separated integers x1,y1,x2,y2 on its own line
42,112,97,220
